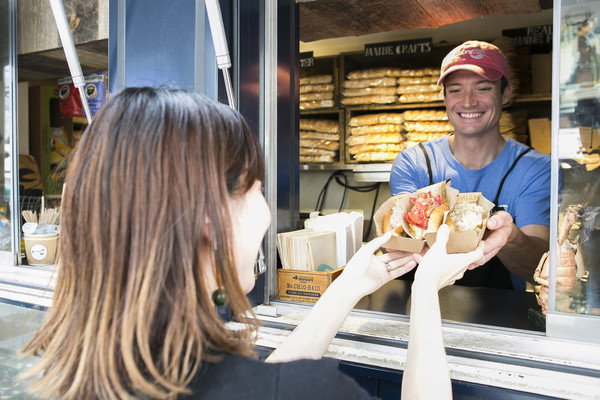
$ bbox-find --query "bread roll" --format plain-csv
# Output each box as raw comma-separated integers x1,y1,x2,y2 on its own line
300,75,333,85
299,147,336,157
343,87,397,97
299,131,340,141
399,93,443,103
299,139,339,151
347,68,403,80
350,113,404,126
355,152,398,162
349,143,403,155
426,204,449,233
397,76,438,85
349,124,403,136
300,155,334,164
300,92,334,101
347,133,402,146
299,119,339,133
383,211,404,236
403,110,448,122
397,84,441,95
299,100,334,110
341,95,397,105
299,83,335,94
343,77,397,88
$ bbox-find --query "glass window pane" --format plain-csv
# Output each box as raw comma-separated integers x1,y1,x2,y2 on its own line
0,0,17,264
555,0,600,316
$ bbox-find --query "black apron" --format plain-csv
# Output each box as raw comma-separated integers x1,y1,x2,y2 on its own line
415,142,532,289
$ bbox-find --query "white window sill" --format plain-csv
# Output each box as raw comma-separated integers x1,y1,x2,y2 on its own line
0,264,56,308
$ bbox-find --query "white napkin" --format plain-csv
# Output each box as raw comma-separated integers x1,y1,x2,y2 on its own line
305,212,364,269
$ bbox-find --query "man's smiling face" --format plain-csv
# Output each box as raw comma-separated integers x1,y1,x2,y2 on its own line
443,70,512,139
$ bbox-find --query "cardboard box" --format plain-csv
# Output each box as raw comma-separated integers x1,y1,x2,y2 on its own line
374,181,493,253
592,128,600,151
277,267,344,303
531,53,552,94
528,118,551,154
579,126,600,152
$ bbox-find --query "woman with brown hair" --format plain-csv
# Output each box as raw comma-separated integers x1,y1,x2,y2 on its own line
21,87,483,399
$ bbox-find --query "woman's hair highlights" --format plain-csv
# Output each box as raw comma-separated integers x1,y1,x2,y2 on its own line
20,87,265,399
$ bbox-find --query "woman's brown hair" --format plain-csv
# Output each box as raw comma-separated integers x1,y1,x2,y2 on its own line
20,87,265,399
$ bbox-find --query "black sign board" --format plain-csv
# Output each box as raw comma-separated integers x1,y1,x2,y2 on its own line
364,38,433,58
502,25,552,53
300,51,314,67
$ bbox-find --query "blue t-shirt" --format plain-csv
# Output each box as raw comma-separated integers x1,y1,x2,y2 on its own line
389,135,551,229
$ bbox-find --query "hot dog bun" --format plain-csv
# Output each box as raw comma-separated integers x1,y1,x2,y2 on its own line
426,204,449,233
408,203,447,239
383,208,404,236
408,224,426,240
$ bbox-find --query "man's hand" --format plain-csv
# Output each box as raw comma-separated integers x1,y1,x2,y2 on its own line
468,210,514,269
469,211,549,283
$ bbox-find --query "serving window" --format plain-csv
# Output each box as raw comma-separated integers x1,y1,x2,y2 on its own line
281,0,600,344
544,0,600,343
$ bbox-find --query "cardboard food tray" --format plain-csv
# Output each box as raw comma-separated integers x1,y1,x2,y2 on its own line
374,180,458,252
424,192,494,253
276,267,344,304
374,180,494,253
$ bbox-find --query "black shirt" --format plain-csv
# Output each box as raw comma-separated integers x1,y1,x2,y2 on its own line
183,353,377,399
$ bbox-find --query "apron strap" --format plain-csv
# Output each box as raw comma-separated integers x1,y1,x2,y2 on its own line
492,146,533,212
418,142,434,185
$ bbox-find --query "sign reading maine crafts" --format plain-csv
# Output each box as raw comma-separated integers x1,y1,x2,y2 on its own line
364,38,432,58
300,52,314,67
503,25,552,53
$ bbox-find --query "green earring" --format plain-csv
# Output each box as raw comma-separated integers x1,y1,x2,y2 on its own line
212,255,228,306
212,287,228,306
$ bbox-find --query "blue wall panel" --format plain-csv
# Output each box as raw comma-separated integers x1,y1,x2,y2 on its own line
124,0,196,89
109,0,199,92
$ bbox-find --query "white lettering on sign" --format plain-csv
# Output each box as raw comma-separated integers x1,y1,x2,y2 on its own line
364,39,432,58
395,42,431,55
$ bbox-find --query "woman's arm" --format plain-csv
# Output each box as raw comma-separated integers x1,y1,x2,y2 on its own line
402,284,450,399
266,232,418,363
401,225,485,399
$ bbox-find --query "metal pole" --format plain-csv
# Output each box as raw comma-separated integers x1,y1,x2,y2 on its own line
205,0,267,276
48,0,93,123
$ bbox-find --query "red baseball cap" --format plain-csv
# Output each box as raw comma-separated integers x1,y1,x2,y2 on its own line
437,41,511,88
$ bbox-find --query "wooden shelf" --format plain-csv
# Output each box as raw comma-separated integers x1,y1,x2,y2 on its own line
512,93,552,103
299,108,342,115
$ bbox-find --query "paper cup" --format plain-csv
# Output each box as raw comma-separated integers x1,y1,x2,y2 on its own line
24,233,59,265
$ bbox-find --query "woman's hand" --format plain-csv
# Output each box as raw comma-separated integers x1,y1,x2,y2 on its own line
413,224,485,290
268,231,419,363
337,231,419,299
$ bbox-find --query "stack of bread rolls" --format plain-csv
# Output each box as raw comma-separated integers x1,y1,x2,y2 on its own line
402,109,452,148
397,68,443,104
347,113,405,162
300,75,335,110
299,118,340,164
341,68,401,106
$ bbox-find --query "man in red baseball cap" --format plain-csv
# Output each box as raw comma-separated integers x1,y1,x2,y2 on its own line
390,40,551,291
